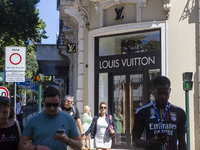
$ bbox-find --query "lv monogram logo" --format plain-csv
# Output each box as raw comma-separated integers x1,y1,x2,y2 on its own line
67,43,76,53
115,7,124,20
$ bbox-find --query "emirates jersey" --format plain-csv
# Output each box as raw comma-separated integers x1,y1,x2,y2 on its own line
133,101,187,150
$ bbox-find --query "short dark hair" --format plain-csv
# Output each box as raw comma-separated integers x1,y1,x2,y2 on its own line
0,96,10,107
43,86,60,100
153,76,171,88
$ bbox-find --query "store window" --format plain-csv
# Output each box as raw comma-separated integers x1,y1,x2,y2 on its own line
99,30,160,56
99,73,108,107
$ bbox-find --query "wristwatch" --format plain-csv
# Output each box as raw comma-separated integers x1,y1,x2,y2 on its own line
67,138,72,145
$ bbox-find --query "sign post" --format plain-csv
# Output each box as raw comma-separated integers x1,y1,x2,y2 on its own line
33,74,44,113
5,46,26,121
183,72,193,150
38,83,42,113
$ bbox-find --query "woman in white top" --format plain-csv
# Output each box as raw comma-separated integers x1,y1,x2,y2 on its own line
83,102,117,150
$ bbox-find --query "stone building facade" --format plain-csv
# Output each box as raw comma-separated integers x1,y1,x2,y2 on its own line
56,0,200,149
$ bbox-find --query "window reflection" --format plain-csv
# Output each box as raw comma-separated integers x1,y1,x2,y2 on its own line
113,75,126,145
99,30,160,56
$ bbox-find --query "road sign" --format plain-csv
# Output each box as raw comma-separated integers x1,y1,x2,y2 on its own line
31,82,38,90
0,87,9,97
6,76,25,82
6,71,25,77
5,47,26,71
5,71,25,82
17,78,31,89
16,81,26,86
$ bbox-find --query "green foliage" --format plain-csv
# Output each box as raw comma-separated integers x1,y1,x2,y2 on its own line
26,45,39,77
0,0,48,72
0,0,48,100
0,0,42,45
142,39,160,51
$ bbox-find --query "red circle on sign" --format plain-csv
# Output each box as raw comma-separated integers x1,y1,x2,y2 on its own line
0,87,9,98
9,53,22,65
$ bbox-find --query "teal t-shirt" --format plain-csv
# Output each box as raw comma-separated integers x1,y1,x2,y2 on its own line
23,111,79,150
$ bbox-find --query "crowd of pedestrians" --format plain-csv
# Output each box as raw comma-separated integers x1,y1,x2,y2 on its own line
0,76,188,150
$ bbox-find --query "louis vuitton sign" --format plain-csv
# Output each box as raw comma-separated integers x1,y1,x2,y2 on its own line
96,51,161,73
67,43,76,53
115,7,124,20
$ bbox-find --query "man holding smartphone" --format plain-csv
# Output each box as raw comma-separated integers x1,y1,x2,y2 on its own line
132,76,188,150
18,86,82,150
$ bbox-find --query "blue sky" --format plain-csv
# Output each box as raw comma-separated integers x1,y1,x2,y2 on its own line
37,0,59,44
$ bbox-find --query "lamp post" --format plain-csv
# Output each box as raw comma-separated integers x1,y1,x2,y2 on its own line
182,72,193,150
33,74,44,113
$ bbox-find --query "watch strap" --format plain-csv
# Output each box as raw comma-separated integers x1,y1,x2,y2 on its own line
67,138,71,145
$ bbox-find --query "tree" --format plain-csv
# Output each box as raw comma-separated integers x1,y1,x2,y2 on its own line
0,0,48,71
0,0,48,100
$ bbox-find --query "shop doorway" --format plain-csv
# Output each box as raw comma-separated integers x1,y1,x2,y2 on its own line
110,71,149,149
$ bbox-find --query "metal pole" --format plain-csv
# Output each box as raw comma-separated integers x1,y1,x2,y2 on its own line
14,83,17,121
185,90,190,150
38,82,42,113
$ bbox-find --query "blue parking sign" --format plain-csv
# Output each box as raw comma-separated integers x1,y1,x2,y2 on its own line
31,82,38,90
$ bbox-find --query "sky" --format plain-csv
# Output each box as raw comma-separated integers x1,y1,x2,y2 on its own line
37,0,59,44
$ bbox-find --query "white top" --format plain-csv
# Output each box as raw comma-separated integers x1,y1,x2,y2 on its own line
96,117,108,136
95,117,112,148
16,101,23,115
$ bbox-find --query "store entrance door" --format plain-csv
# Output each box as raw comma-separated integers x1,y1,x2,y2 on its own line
111,71,149,149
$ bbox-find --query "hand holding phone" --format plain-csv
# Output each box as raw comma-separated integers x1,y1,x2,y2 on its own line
54,129,65,137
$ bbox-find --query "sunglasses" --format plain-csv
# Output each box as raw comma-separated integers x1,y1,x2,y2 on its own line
67,101,74,104
0,96,9,102
100,106,107,109
45,103,59,108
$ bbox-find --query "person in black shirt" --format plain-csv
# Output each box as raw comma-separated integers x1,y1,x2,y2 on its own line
0,96,23,150
132,76,188,150
62,95,85,149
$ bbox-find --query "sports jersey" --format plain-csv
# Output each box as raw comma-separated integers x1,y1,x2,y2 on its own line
62,106,80,120
133,101,186,150
23,111,79,150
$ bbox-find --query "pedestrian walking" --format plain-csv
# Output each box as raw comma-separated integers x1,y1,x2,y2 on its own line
62,95,85,149
83,102,117,150
82,105,93,150
0,96,23,150
16,96,23,125
18,86,82,150
132,76,188,150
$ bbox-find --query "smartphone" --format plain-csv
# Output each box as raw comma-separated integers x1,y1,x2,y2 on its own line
157,132,167,138
54,129,65,136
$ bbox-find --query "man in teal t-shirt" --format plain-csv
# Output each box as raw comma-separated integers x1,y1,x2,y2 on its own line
18,86,82,150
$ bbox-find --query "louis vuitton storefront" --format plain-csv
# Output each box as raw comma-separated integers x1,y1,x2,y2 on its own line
59,0,199,149
88,26,166,149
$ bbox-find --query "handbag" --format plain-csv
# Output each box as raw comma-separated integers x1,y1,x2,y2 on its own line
109,115,115,137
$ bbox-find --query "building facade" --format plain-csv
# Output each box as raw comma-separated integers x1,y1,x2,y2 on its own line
57,0,199,149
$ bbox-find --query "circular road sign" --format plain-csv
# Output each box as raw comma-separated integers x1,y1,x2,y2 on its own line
0,87,9,97
9,53,22,65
